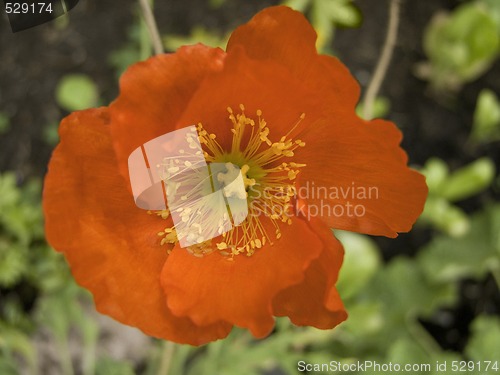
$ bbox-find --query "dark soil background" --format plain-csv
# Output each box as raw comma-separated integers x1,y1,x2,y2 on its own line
1,0,499,356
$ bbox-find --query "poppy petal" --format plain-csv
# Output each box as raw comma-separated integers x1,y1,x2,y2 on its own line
273,219,347,328
43,108,231,345
227,6,317,75
227,6,360,109
174,45,323,151
160,217,323,338
109,45,226,181
298,115,428,237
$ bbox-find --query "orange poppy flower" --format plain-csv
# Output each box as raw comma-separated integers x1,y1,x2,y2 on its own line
43,6,427,345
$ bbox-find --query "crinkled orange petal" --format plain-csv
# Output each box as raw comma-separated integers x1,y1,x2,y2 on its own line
174,45,323,150
227,6,360,110
43,108,231,345
227,6,317,75
273,218,347,328
160,217,323,338
298,115,428,237
109,44,226,181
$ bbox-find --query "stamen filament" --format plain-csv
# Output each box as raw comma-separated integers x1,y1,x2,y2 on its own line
155,105,307,258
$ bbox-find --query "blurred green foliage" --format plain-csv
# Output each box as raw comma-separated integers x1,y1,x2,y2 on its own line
108,8,156,78
420,157,495,237
1,161,499,374
42,122,60,146
419,204,500,284
0,174,138,375
55,74,100,112
164,27,229,52
356,96,391,120
0,173,44,287
480,0,500,35
418,1,500,91
108,23,144,78
95,358,136,375
471,89,500,144
209,0,226,9
0,113,10,135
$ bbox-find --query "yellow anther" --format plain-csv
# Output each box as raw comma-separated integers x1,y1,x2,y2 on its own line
154,106,306,258
288,170,299,180
217,242,228,250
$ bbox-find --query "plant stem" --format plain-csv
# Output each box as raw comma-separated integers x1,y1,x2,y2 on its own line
138,0,164,55
140,17,152,60
362,0,401,120
157,340,176,375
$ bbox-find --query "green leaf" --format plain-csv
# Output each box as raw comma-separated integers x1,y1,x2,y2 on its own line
386,338,463,375
418,204,500,283
209,0,227,9
42,122,60,146
27,246,71,293
335,230,382,299
286,0,360,52
423,3,500,90
0,324,36,371
311,0,335,52
387,338,430,371
0,205,35,244
0,113,10,134
419,157,495,235
283,0,311,12
356,97,391,120
465,315,500,361
471,89,500,143
0,173,48,287
479,0,500,35
420,197,470,237
337,255,456,355
310,0,361,52
0,173,20,210
187,322,337,375
164,27,229,51
0,240,28,287
0,360,18,375
440,158,495,201
326,0,362,28
109,45,142,79
340,301,385,337
108,23,143,78
420,158,450,194
55,74,99,111
367,257,457,321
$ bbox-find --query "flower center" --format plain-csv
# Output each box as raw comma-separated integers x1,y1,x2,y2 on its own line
155,105,306,258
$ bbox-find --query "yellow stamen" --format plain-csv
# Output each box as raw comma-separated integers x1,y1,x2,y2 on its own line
154,106,306,258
